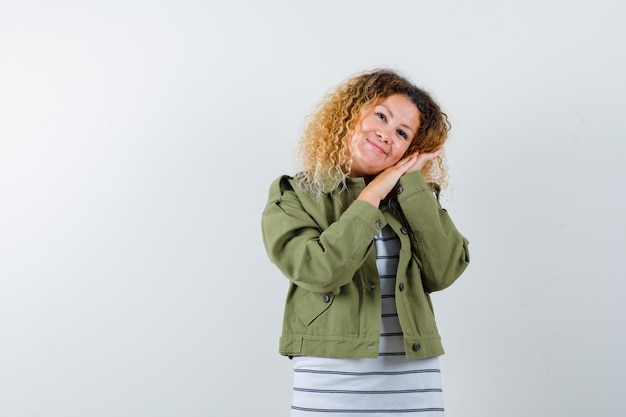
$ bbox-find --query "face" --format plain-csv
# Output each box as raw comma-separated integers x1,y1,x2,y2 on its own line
348,94,421,178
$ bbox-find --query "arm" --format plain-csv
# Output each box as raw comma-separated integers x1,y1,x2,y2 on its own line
261,176,385,294
357,150,469,292
396,171,470,292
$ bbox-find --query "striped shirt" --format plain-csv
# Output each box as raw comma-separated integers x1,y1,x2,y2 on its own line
376,224,406,357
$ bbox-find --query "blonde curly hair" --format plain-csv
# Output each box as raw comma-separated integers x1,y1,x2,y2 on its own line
296,69,451,196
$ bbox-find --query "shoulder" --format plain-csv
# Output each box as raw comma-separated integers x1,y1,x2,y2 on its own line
267,175,298,203
267,174,321,207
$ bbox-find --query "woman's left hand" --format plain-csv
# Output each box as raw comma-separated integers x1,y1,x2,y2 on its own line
357,147,443,207
405,147,444,173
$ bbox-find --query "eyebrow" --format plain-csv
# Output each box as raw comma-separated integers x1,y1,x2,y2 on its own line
379,104,416,136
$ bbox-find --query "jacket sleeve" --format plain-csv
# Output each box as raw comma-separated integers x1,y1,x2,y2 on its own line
261,176,385,294
396,171,470,292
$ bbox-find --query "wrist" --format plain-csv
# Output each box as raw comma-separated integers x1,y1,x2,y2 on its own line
357,189,381,207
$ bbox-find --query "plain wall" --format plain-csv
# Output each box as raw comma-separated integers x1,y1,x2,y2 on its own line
1,1,625,416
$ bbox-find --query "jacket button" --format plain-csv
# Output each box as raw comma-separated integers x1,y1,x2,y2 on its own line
400,227,408,235
412,342,421,352
375,220,383,229
399,283,405,291
396,185,404,194
322,294,331,303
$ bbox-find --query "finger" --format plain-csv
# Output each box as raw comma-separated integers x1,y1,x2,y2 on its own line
419,148,444,162
429,147,444,158
398,153,418,166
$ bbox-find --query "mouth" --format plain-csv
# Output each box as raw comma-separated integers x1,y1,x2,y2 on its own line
366,138,386,154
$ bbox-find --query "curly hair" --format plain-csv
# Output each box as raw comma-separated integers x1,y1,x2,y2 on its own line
295,69,451,196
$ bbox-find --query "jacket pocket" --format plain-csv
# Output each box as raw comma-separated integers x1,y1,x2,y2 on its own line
295,291,335,326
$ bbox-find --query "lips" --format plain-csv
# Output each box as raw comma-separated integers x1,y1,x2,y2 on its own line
366,138,387,154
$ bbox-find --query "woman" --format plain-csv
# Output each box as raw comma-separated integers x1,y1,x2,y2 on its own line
261,69,470,416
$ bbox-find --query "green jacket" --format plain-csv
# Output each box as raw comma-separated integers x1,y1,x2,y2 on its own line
261,170,470,359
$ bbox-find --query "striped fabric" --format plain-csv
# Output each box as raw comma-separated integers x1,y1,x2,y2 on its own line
290,226,445,416
376,224,406,357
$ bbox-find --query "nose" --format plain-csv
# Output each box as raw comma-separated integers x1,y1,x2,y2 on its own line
377,128,391,144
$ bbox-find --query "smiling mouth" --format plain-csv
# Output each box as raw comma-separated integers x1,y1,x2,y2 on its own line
367,139,386,154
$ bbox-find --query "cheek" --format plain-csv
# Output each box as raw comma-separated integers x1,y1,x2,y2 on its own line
348,131,358,153
349,124,364,147
397,141,412,157
359,116,374,132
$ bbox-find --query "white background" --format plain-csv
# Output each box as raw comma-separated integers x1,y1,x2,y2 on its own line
1,1,625,416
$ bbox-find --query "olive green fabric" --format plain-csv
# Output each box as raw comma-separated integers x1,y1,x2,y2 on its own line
261,170,470,359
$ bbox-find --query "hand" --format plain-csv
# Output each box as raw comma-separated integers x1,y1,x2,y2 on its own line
405,147,444,173
357,147,443,207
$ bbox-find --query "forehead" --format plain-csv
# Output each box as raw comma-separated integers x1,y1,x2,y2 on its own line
376,94,420,124
377,94,417,109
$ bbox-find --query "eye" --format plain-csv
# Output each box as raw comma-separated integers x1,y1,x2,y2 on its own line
397,129,408,140
375,112,387,122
